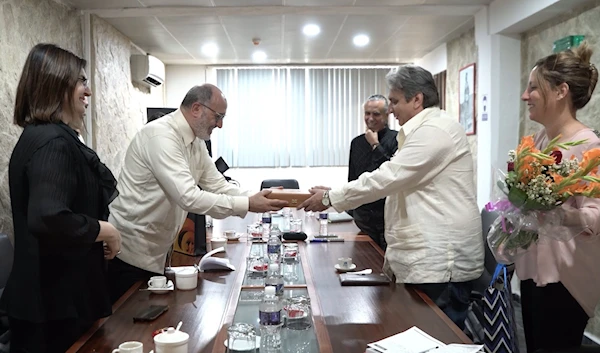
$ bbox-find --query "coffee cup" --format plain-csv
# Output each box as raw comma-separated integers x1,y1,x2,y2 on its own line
223,230,236,239
211,237,227,251
337,257,353,269
112,341,143,353
148,276,167,288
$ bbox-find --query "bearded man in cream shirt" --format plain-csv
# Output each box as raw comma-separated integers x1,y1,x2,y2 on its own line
108,84,288,302
299,65,484,330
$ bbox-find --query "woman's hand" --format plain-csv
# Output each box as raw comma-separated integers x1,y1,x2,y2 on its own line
97,221,122,259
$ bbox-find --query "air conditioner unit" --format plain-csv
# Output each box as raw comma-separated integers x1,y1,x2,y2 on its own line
131,54,165,87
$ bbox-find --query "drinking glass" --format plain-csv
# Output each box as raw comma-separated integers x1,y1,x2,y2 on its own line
284,295,312,330
226,323,256,352
290,219,303,233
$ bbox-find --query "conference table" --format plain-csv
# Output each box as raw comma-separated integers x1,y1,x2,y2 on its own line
68,211,471,353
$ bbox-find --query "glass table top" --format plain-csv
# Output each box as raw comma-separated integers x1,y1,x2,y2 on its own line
243,243,306,286
234,288,318,353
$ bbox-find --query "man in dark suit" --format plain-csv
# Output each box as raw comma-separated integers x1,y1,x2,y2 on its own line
347,94,398,250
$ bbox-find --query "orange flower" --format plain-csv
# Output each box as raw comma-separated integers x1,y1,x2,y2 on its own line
581,148,600,169
517,135,535,154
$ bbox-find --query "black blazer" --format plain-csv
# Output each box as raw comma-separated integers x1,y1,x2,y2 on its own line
0,122,117,323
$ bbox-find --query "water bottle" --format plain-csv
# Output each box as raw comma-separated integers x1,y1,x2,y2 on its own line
267,228,282,264
319,212,328,236
282,208,291,231
259,286,283,352
270,224,283,241
262,212,272,238
265,263,284,297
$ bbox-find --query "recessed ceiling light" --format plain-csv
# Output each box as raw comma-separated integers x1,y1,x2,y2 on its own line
201,43,218,57
252,50,267,62
303,24,321,37
353,34,370,47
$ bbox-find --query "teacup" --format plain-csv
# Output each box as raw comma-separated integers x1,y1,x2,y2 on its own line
224,230,236,239
211,237,227,251
112,341,143,353
337,257,353,269
148,275,167,288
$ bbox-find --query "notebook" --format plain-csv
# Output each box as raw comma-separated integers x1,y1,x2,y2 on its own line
339,273,391,286
328,211,354,223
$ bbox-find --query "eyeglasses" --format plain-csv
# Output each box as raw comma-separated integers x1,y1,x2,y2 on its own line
197,102,226,121
78,76,89,88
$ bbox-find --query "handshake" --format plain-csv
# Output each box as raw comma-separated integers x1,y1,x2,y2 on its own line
248,186,332,213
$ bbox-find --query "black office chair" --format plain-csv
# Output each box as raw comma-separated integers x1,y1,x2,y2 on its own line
0,233,13,352
260,179,300,190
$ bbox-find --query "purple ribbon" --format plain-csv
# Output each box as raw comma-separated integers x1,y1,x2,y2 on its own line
485,200,514,232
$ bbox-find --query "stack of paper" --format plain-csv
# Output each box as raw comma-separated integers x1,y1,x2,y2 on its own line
366,327,483,353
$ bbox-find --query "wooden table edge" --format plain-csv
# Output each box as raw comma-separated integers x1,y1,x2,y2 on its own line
66,280,143,353
413,289,472,343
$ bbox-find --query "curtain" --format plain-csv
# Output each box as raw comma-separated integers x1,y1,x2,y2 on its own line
214,66,393,168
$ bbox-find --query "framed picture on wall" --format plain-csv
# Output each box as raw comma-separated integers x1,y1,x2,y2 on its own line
458,63,476,135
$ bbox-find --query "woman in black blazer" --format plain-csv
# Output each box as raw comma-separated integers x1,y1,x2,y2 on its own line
0,44,122,353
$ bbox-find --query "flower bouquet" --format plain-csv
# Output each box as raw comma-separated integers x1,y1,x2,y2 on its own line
486,134,600,263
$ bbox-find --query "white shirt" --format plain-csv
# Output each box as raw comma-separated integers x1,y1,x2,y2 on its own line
109,109,251,274
329,107,484,283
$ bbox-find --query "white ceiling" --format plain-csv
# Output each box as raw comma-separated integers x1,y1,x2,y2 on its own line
63,0,492,65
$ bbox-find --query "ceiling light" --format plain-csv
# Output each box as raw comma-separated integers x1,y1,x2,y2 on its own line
252,50,267,62
201,43,218,57
353,34,370,47
303,24,321,37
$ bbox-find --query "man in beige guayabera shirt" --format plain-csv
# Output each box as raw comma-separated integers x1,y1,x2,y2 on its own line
108,84,288,302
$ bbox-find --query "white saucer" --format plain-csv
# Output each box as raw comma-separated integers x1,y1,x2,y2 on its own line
223,336,261,350
226,233,242,241
149,280,174,294
334,263,356,272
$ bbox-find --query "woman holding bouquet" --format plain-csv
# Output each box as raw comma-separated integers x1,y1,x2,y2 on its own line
518,42,600,351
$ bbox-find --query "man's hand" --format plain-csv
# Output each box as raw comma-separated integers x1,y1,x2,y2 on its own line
365,129,379,147
297,189,328,212
249,189,289,213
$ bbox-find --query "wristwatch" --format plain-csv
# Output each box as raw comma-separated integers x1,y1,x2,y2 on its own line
322,190,331,207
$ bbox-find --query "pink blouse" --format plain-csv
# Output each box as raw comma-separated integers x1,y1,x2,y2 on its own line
515,128,600,317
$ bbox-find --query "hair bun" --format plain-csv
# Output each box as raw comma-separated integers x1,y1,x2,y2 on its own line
573,41,593,65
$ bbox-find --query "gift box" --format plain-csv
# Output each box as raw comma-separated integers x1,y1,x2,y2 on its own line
265,189,312,207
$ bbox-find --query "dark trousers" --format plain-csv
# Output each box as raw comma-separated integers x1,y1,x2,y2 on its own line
108,257,157,304
412,281,473,330
521,280,589,353
352,209,386,250
9,317,92,353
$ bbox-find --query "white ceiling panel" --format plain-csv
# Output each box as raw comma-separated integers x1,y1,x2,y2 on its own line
425,0,492,4
327,15,411,59
65,0,142,9
353,0,425,5
64,0,486,64
285,0,355,5
214,0,284,6
283,14,347,60
103,17,192,58
139,0,213,5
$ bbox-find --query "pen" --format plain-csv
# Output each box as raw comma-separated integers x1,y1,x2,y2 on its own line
416,346,439,353
309,238,345,243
